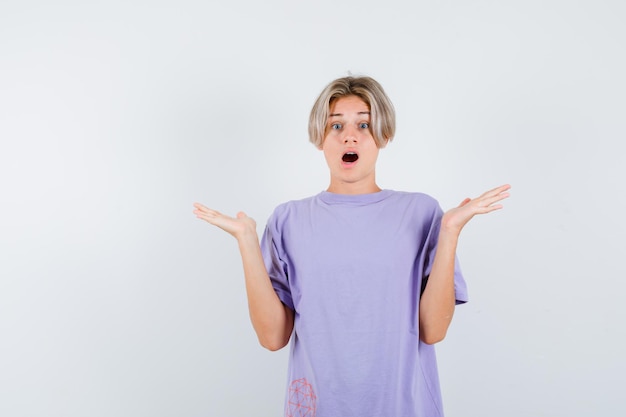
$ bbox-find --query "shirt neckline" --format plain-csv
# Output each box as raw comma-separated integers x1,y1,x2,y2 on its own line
317,189,393,205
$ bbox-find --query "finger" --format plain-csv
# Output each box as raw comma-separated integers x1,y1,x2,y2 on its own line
194,211,219,221
197,206,223,218
193,203,213,214
193,209,214,219
487,189,511,205
483,203,504,212
481,184,511,198
194,207,229,223
474,185,510,206
196,212,236,229
476,185,507,201
467,194,509,215
478,192,510,207
193,202,217,213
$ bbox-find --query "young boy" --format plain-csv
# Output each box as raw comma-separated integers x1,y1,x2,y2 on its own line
194,75,510,417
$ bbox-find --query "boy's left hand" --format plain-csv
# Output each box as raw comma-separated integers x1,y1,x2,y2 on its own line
441,184,511,234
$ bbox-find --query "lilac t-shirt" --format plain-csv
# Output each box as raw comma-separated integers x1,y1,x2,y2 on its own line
261,190,467,417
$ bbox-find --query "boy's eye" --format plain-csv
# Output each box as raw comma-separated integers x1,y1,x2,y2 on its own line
331,123,342,130
359,122,370,129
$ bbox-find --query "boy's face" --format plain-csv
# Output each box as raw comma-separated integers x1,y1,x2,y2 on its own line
320,95,382,194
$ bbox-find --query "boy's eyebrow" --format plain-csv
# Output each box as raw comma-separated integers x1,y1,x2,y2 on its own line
328,111,371,117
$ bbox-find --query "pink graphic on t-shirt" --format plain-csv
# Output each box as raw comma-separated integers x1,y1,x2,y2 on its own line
286,378,317,417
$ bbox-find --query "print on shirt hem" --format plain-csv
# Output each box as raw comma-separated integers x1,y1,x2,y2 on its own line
286,378,317,417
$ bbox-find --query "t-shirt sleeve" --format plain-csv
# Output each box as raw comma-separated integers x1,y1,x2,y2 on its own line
422,204,469,305
260,211,294,311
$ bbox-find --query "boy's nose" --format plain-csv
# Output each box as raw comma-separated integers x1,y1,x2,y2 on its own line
343,128,358,143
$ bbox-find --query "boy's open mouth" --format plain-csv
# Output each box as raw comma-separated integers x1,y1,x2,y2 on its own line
342,152,358,163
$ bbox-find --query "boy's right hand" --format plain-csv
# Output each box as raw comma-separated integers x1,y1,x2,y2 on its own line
193,203,257,240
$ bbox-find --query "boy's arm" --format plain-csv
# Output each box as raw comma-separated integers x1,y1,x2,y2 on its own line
418,229,458,345
193,204,294,351
237,231,294,351
418,184,511,344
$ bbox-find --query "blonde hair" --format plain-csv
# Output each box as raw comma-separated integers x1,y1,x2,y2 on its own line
308,76,396,148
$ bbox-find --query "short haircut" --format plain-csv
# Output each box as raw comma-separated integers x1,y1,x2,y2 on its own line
308,75,396,148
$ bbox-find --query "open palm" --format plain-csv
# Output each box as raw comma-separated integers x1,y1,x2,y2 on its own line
442,184,511,233
193,203,257,240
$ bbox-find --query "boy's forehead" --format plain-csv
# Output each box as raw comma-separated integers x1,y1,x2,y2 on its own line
328,96,370,117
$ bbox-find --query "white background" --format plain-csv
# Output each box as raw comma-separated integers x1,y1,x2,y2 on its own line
1,1,624,416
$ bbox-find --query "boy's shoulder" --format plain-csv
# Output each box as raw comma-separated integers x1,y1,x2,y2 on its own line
266,193,318,224
385,189,439,204
272,193,318,212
